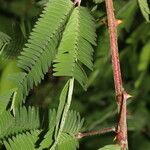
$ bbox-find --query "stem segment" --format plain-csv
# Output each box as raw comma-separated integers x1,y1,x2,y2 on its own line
105,0,131,149
76,127,115,139
105,0,123,107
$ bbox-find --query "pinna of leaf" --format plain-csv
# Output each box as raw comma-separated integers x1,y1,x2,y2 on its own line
50,0,97,149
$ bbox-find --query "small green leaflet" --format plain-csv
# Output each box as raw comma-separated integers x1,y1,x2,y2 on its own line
50,78,74,150
54,80,70,138
0,89,15,114
138,0,150,22
98,144,121,150
0,32,11,55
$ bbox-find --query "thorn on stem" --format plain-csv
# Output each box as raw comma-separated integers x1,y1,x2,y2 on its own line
123,91,132,101
76,132,82,139
115,19,123,26
99,19,123,27
73,0,81,6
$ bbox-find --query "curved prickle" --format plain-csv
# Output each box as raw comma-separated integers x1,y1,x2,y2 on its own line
74,0,81,6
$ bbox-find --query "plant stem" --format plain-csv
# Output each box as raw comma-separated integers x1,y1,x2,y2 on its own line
105,0,123,108
76,127,116,139
105,0,131,149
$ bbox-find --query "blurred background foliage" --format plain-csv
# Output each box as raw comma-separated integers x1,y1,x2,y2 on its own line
0,0,150,149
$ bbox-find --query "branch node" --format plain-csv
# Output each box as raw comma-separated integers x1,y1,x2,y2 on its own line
123,91,132,101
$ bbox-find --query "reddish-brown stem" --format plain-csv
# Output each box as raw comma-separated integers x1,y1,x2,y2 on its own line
76,127,115,139
105,0,123,107
105,0,131,149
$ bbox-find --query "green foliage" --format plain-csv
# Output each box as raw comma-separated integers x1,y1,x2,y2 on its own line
0,61,21,94
0,32,11,55
138,41,150,71
117,0,138,31
0,90,14,114
53,7,96,89
39,110,84,149
12,0,74,108
56,133,78,150
4,24,25,60
0,23,25,66
63,110,84,135
0,107,39,140
54,80,70,139
0,102,83,149
138,0,150,22
39,130,79,150
3,130,40,150
0,0,93,148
